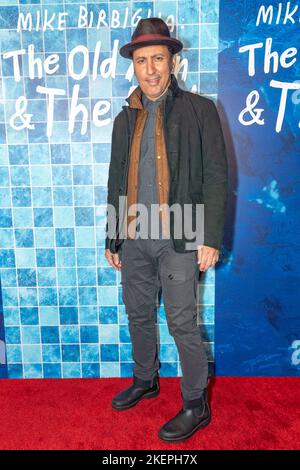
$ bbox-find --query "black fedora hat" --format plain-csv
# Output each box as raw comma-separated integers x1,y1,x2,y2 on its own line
119,17,183,59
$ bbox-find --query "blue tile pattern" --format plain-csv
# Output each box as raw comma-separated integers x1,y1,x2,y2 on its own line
0,0,219,378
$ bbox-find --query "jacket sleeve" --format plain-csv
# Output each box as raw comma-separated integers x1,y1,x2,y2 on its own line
200,97,229,250
105,111,127,253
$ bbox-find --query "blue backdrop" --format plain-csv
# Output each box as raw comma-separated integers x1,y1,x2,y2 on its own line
216,0,300,375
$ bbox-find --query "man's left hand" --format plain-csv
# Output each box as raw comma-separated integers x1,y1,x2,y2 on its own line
196,245,219,272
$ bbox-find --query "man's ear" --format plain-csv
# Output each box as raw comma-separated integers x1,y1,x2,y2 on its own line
172,57,176,72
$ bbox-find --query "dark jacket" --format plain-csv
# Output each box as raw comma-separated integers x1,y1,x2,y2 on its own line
106,73,228,253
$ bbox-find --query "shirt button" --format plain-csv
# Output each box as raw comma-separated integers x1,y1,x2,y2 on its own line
158,181,162,186
157,155,161,159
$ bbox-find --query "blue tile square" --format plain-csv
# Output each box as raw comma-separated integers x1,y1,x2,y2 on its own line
75,227,95,248
43,364,61,378
13,208,33,227
36,249,56,267
0,167,9,186
75,207,94,226
99,306,118,324
0,229,14,249
73,165,92,185
34,208,53,227
77,267,96,286
101,362,119,378
50,144,71,164
119,325,130,343
32,187,52,207
56,248,75,267
23,344,42,363
19,287,38,307
8,145,29,165
42,344,61,363
31,166,52,187
81,344,99,362
55,228,75,247
5,326,21,344
100,344,119,362
71,143,91,164
39,287,58,306
37,268,57,287
2,287,18,307
39,307,59,326
60,325,79,344
29,143,50,164
12,187,31,206
78,286,97,305
81,363,100,377
21,326,40,344
62,363,81,378
15,229,34,247
41,326,60,344
62,344,80,362
80,325,98,343
79,306,98,324
98,267,116,286
15,248,35,268
17,268,37,287
10,166,30,186
0,268,17,287
73,187,94,206
0,249,15,268
7,364,23,378
53,187,73,206
0,187,11,207
23,363,43,378
59,306,78,325
3,308,19,326
120,343,132,362
57,267,77,286
6,344,22,363
54,206,74,227
20,307,39,325
35,228,55,248
59,287,77,306
76,248,96,266
52,165,72,185
0,209,12,227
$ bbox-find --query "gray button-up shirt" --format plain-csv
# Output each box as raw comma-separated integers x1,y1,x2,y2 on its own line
136,87,169,239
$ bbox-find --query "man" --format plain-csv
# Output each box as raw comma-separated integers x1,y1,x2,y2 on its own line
105,18,228,442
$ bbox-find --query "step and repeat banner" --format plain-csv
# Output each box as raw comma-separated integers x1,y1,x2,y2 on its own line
216,0,300,374
0,0,218,378
1,0,298,380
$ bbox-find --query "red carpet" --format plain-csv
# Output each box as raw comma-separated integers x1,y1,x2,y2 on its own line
0,377,299,450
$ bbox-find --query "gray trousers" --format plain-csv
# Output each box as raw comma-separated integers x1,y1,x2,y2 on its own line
119,237,208,406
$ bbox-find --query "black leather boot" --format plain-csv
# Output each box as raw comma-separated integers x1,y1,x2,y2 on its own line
158,385,211,442
112,374,160,410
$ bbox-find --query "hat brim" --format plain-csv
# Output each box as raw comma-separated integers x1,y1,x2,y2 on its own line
119,37,183,59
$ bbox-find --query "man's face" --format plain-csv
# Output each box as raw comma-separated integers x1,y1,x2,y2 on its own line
132,45,175,101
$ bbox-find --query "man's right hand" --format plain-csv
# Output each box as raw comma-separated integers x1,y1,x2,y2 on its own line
105,249,122,271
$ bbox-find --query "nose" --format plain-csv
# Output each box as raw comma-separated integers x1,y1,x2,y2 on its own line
146,60,156,75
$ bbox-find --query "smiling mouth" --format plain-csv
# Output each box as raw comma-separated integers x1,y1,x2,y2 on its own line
147,78,160,85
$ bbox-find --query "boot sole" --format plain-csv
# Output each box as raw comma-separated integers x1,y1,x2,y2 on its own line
112,387,160,411
158,413,211,442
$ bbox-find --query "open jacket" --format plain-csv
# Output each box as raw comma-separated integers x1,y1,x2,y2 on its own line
106,73,228,253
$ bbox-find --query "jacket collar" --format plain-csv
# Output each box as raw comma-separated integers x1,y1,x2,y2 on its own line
125,73,179,110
